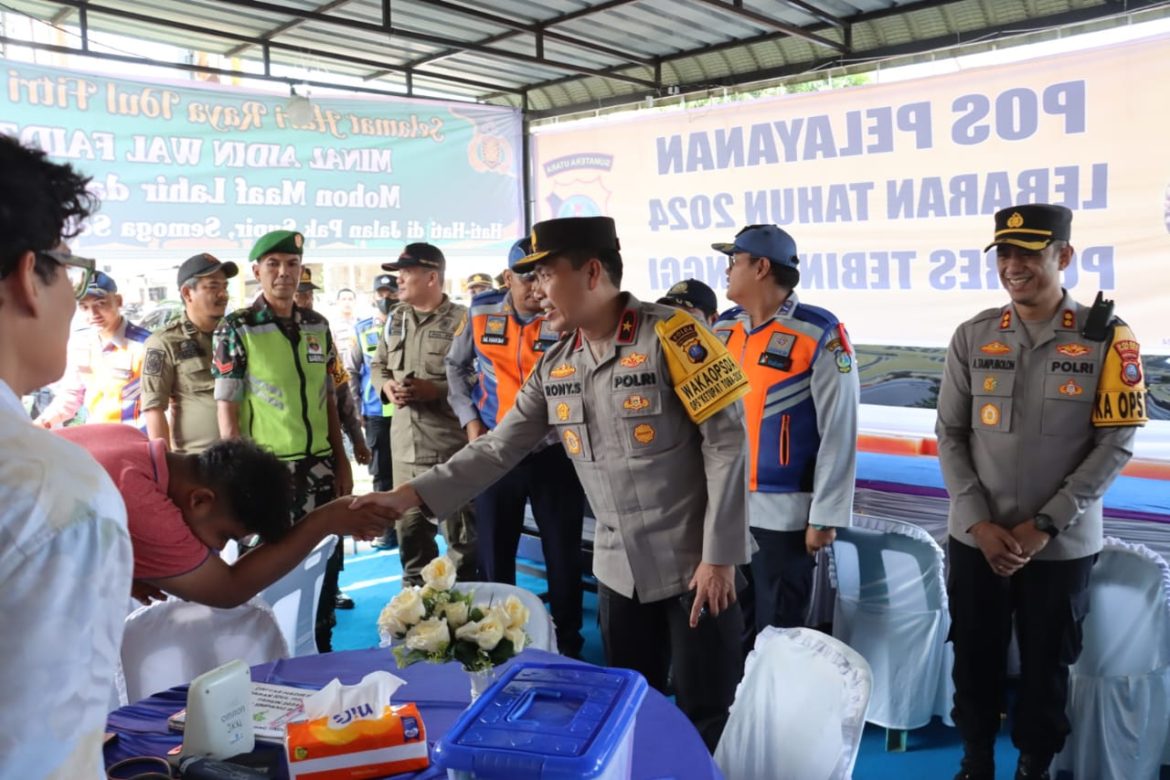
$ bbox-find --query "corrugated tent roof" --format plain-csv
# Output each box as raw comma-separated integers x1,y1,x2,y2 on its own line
0,0,1164,115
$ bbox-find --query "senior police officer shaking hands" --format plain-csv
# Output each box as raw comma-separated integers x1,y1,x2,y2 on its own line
937,204,1147,780
355,216,754,750
141,253,237,453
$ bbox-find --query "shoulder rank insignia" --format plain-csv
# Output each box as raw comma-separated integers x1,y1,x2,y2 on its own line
616,308,639,346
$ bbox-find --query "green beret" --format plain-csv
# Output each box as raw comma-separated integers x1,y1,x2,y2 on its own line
250,230,304,261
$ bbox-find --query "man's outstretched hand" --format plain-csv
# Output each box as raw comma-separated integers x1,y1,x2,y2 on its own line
350,485,424,524
310,495,400,541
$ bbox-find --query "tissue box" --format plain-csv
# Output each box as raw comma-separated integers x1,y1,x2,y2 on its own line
285,702,429,780
434,663,647,780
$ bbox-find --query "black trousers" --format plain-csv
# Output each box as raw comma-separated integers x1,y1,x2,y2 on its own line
473,444,586,656
748,527,816,632
363,414,394,492
598,583,744,753
947,537,1095,758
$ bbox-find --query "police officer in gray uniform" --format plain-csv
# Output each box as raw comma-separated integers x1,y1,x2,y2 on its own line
355,217,754,750
937,204,1148,780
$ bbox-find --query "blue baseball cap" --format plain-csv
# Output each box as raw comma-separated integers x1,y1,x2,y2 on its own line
507,237,533,270
84,270,118,299
711,225,799,269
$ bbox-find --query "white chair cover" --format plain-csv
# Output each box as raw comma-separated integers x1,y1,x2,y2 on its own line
715,626,872,780
829,513,954,729
257,535,338,657
120,597,289,702
1054,537,1170,780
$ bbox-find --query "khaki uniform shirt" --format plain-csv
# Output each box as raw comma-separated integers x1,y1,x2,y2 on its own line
141,313,217,454
371,296,467,465
936,291,1147,560
412,295,753,602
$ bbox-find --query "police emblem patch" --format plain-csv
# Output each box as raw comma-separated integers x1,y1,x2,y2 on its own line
550,363,576,378
1059,379,1084,396
176,339,202,361
1113,340,1143,386
983,376,998,392
980,341,1012,355
563,428,582,455
143,348,165,377
556,402,570,422
633,423,655,444
1056,343,1091,357
623,394,650,412
667,321,707,365
980,403,1001,426
619,352,648,368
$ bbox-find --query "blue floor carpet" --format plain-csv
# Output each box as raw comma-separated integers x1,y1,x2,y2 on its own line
334,541,1169,779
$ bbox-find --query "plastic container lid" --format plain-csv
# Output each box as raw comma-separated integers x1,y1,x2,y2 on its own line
433,663,648,780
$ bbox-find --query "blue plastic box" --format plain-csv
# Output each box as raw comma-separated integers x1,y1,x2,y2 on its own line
434,663,648,780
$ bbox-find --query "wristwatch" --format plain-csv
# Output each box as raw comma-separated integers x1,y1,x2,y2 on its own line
1033,514,1059,538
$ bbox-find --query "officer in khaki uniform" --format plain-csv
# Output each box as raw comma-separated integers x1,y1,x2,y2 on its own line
141,253,238,453
371,242,477,584
355,217,754,750
937,204,1148,780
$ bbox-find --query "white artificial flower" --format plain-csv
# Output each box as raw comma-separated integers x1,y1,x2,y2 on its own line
441,600,469,629
456,612,505,651
384,587,426,633
404,618,450,655
377,602,406,638
504,627,527,652
421,556,457,591
502,595,529,630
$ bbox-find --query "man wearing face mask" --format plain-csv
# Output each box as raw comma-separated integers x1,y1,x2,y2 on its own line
35,269,151,429
446,237,586,656
348,274,398,549
141,253,238,453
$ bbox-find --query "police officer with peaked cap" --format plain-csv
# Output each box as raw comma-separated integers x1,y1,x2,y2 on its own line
937,204,1148,780
354,216,754,750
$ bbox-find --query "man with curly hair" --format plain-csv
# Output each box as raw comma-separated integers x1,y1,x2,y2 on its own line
0,135,128,778
60,424,393,609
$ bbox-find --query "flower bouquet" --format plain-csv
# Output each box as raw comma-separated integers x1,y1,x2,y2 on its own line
377,556,530,700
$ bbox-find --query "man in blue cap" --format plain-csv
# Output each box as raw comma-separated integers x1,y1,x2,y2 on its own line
713,224,859,637
36,269,152,429
212,229,353,651
445,237,586,656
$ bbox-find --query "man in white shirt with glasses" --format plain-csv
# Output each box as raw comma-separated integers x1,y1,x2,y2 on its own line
0,135,132,779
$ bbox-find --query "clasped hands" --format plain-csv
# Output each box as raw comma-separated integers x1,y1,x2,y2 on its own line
971,519,1051,577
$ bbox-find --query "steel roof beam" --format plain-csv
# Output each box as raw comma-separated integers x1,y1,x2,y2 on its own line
224,0,355,58
690,0,845,51
210,0,658,88
34,0,524,93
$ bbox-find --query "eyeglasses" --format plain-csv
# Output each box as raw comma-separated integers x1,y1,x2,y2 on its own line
37,249,96,300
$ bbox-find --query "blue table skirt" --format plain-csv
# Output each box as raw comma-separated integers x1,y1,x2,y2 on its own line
105,648,722,780
858,451,1170,523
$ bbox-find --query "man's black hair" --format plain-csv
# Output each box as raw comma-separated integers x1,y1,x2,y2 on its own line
194,439,295,542
563,247,623,287
0,135,98,284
